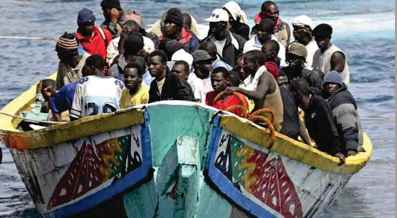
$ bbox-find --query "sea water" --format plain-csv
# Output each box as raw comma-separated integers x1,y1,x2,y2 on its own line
0,0,394,217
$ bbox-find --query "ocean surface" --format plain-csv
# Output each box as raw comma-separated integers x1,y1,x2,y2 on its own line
0,0,394,217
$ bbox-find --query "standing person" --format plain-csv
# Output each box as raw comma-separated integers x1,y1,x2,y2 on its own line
147,50,194,103
222,1,250,40
291,15,318,68
75,8,112,59
120,61,149,108
55,32,88,89
100,0,124,38
290,78,345,161
312,23,350,84
244,18,286,66
203,8,246,67
190,50,215,103
70,55,124,120
322,71,362,156
254,1,291,47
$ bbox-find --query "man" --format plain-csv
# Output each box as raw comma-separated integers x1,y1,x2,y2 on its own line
222,1,250,40
254,1,290,47
262,39,281,78
290,78,345,161
243,18,286,66
120,60,149,108
322,71,362,156
172,60,190,81
70,55,124,120
199,40,232,71
206,67,252,117
55,32,87,89
227,50,284,130
281,41,323,94
312,23,350,84
39,79,56,113
75,8,112,59
203,8,246,67
100,0,124,38
148,50,194,103
189,50,215,103
291,15,318,68
181,12,200,52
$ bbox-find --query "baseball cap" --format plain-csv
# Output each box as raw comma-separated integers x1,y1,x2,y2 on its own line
292,15,313,29
77,8,96,26
287,41,307,59
205,8,229,23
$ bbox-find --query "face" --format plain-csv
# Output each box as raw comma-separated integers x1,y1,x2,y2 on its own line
324,83,340,95
210,22,228,40
314,36,330,52
149,55,166,79
236,56,248,80
124,67,142,91
172,64,189,81
41,86,55,101
256,29,271,44
263,4,279,21
242,58,258,76
163,22,179,39
78,23,95,36
58,50,80,67
194,60,212,79
211,72,229,93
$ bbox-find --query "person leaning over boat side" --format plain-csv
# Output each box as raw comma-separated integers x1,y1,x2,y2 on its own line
172,60,190,82
281,41,323,94
75,8,112,59
226,50,284,130
322,71,363,156
244,17,286,67
100,0,124,38
222,1,250,40
206,67,252,117
290,78,345,161
202,8,246,68
312,23,350,84
254,1,291,47
291,15,318,69
70,55,124,120
189,49,216,103
147,50,194,103
120,60,149,108
55,32,88,90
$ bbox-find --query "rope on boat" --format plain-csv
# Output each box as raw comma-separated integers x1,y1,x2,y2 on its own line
0,111,66,125
214,91,276,148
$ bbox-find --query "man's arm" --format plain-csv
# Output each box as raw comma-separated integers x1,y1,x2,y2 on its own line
330,51,346,73
233,72,273,101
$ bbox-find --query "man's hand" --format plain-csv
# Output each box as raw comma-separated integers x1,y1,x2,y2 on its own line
225,86,239,95
335,152,345,165
347,149,357,156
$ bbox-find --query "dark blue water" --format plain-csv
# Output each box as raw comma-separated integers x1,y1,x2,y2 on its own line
0,0,394,217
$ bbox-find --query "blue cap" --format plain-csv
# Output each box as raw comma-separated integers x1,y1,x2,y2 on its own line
322,71,344,87
77,8,96,26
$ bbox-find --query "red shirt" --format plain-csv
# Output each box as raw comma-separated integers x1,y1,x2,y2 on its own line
206,91,250,117
76,26,112,59
264,61,280,78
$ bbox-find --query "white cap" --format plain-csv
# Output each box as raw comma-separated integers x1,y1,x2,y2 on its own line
292,15,314,29
223,1,248,24
205,8,229,23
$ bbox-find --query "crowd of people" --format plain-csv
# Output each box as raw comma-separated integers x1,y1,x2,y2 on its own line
38,0,363,162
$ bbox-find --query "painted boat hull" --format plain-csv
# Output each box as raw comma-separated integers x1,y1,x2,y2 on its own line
0,82,372,218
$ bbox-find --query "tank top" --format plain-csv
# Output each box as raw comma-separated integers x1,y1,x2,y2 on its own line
312,44,350,84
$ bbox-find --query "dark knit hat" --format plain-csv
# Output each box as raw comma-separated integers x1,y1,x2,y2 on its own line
313,23,333,39
77,8,96,26
164,8,184,27
100,0,122,10
322,71,344,87
255,17,274,33
56,32,78,50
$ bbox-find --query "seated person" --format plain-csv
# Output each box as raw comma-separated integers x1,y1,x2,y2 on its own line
70,55,124,120
38,79,56,113
120,60,149,108
290,78,345,161
206,67,252,117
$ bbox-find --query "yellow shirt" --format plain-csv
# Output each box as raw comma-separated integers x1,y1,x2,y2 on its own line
120,84,149,108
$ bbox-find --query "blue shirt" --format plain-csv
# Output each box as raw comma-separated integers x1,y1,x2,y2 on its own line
49,82,77,113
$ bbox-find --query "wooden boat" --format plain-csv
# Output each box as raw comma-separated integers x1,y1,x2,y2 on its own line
0,77,372,218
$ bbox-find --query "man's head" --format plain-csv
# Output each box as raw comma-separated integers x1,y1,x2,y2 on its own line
199,40,217,59
241,50,266,77
172,60,190,81
206,8,230,40
290,78,312,110
211,67,231,93
148,50,168,80
286,41,307,75
262,39,279,62
312,23,332,52
255,17,274,43
77,8,96,37
182,13,192,31
292,15,313,45
121,32,144,57
124,60,145,93
55,32,79,67
39,79,56,101
164,39,184,60
100,0,123,22
322,71,343,95
260,1,279,22
82,55,107,77
192,49,215,79
163,8,184,39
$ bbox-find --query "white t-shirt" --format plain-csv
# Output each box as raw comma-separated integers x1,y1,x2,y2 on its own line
70,75,124,119
243,35,287,67
187,73,213,103
305,40,318,69
214,38,226,57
